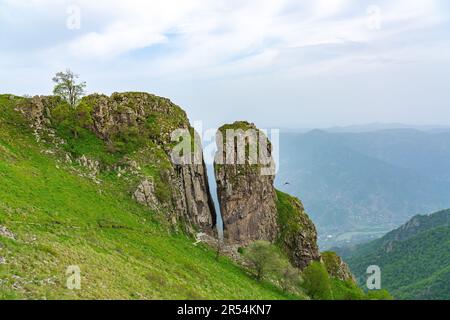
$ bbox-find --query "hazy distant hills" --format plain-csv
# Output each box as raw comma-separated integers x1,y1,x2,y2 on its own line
330,129,450,182
325,123,450,133
275,128,450,248
335,209,450,300
281,123,450,134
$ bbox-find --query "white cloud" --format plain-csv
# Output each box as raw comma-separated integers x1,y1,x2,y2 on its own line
1,0,446,73
1,0,450,129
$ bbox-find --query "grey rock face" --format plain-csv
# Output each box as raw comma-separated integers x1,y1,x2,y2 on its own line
176,162,217,232
87,93,217,234
215,165,278,245
133,179,158,209
214,121,321,269
277,194,321,270
214,122,278,245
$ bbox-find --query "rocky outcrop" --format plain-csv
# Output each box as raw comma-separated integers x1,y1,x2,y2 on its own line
321,251,355,282
77,155,100,176
133,179,158,209
0,225,15,240
82,93,217,233
276,190,321,270
15,92,216,235
176,160,217,232
214,121,320,269
14,96,65,145
15,96,54,129
214,122,278,245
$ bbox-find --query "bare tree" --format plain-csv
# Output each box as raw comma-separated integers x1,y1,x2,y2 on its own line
52,69,86,108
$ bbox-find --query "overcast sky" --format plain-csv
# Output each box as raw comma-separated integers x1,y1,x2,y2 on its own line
1,0,450,129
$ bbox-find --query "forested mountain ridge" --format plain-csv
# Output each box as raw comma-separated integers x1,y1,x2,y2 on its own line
336,209,450,300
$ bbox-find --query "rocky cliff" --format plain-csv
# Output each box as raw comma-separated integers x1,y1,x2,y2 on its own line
214,122,278,245
275,190,321,269
214,121,320,269
15,94,348,272
15,92,216,234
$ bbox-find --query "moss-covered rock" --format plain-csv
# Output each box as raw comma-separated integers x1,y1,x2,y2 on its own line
321,251,355,282
276,190,320,270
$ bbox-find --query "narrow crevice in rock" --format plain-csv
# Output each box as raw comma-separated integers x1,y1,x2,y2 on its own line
206,163,223,239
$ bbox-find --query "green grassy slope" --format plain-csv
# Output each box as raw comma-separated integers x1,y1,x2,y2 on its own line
0,94,293,300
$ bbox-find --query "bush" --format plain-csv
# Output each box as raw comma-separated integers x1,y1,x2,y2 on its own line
330,278,366,300
242,241,285,281
278,263,301,293
367,289,394,300
301,262,333,300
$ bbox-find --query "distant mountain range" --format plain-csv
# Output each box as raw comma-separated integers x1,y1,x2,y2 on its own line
335,209,450,300
325,123,450,133
281,123,450,134
275,128,450,248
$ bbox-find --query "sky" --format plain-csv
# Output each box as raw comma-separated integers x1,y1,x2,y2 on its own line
1,0,450,129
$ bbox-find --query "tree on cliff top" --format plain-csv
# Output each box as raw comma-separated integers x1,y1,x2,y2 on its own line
52,69,86,108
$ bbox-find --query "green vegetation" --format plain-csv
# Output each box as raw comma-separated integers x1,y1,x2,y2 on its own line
321,251,355,282
274,188,384,300
242,241,285,281
240,241,384,300
366,289,393,300
52,70,86,108
0,94,293,299
218,121,256,133
301,262,333,300
22,91,195,224
50,99,121,165
0,93,390,300
242,241,305,297
329,278,365,300
275,190,319,271
340,209,450,300
276,190,306,244
321,251,342,276
300,261,389,300
50,92,189,160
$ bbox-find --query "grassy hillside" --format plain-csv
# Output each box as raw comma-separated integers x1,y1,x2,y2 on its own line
0,94,294,299
0,93,387,300
338,210,450,300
